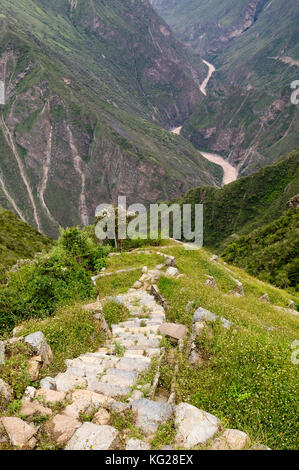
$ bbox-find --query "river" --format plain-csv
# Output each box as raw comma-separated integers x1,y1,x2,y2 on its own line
170,59,238,186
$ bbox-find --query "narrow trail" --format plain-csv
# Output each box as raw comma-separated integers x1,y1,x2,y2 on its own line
67,125,89,226
0,173,26,222
170,59,238,186
1,116,42,232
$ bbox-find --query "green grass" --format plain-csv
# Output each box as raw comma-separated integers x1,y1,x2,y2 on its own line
16,304,106,377
155,246,299,450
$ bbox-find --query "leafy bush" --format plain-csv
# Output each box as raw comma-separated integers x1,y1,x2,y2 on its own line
0,227,110,335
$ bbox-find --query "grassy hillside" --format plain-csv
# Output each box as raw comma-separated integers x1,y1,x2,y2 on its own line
176,148,299,249
2,241,298,449
0,206,53,283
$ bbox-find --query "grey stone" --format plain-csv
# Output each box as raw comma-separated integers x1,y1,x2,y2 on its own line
132,399,173,436
126,438,151,450
210,429,250,450
88,380,131,397
193,307,232,329
166,267,179,277
24,331,52,365
65,423,118,450
108,401,131,413
175,403,219,448
116,356,151,372
40,377,57,390
288,300,295,310
0,378,13,404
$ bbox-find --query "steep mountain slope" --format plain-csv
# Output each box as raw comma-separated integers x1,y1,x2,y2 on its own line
223,209,299,289
152,0,299,175
0,0,218,238
176,148,299,249
0,205,53,283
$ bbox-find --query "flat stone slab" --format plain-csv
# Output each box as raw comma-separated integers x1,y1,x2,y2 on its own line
116,357,151,372
71,389,115,407
36,389,66,404
175,403,219,448
55,373,87,392
159,323,188,341
132,399,173,436
65,423,118,450
88,380,131,397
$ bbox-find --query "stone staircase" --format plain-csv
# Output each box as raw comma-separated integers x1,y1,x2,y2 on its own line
0,257,266,450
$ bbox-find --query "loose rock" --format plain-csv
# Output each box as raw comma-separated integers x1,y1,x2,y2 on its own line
159,323,188,341
175,403,219,448
1,417,36,449
65,423,118,450
0,378,13,404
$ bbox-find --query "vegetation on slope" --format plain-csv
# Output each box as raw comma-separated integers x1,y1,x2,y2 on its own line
223,210,299,290
0,206,53,283
175,148,299,250
0,227,109,335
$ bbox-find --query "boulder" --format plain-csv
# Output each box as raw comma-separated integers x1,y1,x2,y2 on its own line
193,307,232,329
132,399,173,436
141,267,148,274
65,423,118,450
210,429,250,450
44,414,81,445
205,276,218,289
166,267,179,277
40,377,57,391
0,378,13,404
93,408,110,425
133,281,142,289
24,332,53,365
126,438,151,450
159,323,188,341
175,403,219,448
165,257,177,268
288,300,295,310
211,255,218,262
1,417,36,449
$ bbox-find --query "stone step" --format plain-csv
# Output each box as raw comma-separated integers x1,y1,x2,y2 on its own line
87,379,131,397
116,338,161,349
116,356,151,372
112,325,160,335
55,373,87,393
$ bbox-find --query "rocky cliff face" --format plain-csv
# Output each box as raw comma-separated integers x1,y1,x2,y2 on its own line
152,0,299,176
0,0,218,238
